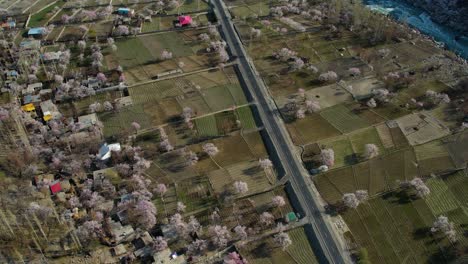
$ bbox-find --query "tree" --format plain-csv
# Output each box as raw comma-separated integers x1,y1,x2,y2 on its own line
355,190,369,202
161,50,173,60
320,148,335,167
170,213,188,237
295,107,306,119
152,236,168,252
367,98,377,108
134,200,157,230
154,183,167,199
186,151,198,166
203,143,219,157
410,178,430,198
348,67,361,77
233,181,248,194
274,232,292,250
259,211,275,227
305,99,321,113
224,252,247,264
187,215,202,236
271,196,286,208
103,101,113,111
54,74,64,84
363,144,379,159
177,201,186,213
199,33,210,42
318,71,338,82
208,225,231,248
343,193,360,209
114,25,129,36
431,215,457,243
187,239,207,256
234,225,248,240
76,220,103,243
259,158,273,169
131,121,140,133
96,72,107,83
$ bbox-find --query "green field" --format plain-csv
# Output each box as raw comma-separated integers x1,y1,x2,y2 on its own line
236,105,257,130
28,1,65,27
195,115,218,137
320,105,370,133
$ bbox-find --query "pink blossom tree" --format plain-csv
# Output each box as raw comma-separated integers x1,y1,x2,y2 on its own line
410,178,431,198
342,193,360,209
259,158,273,169
305,100,321,113
259,211,275,227
234,225,248,241
177,201,186,213
131,121,141,133
233,181,249,195
187,239,208,256
355,190,369,202
224,252,247,264
271,195,286,208
318,71,338,82
203,143,219,157
363,144,379,159
208,225,231,248
187,215,202,236
152,236,168,252
134,200,157,230
160,50,173,60
431,215,457,243
320,148,335,167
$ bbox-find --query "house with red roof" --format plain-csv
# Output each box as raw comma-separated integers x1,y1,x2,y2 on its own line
177,16,192,27
50,181,62,195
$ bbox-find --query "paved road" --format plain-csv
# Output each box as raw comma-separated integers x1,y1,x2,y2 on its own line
211,1,349,263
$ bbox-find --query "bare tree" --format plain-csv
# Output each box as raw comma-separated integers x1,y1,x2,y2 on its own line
355,190,369,202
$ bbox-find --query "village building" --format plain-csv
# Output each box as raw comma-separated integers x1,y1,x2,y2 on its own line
177,16,192,27
27,27,47,37
40,100,62,121
78,113,99,129
153,248,187,264
97,142,121,160
118,7,135,17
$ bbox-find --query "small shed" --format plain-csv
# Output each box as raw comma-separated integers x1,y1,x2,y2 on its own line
1,21,16,29
78,113,98,129
21,103,36,112
50,181,62,195
28,27,46,36
178,15,192,26
97,143,121,160
118,7,134,16
285,212,298,223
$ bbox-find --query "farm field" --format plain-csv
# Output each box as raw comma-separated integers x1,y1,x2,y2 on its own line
108,29,215,84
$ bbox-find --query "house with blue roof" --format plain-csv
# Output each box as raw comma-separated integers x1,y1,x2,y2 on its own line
28,27,46,37
118,7,134,16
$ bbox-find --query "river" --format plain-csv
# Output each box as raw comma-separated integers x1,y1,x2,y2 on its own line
363,0,468,59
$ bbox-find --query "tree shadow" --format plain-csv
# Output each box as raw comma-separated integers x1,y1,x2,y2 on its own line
413,227,430,240
251,242,271,259
243,166,260,176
